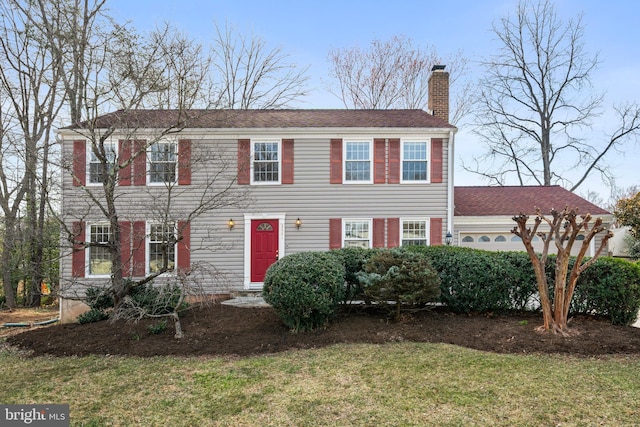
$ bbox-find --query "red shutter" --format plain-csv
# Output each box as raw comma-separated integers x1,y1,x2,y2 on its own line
237,139,251,185
118,140,132,186
133,140,147,186
178,139,192,185
388,139,400,184
329,218,342,249
387,218,400,248
282,139,294,184
374,139,386,184
120,221,132,276
71,221,85,277
373,218,385,248
132,221,146,276
177,221,191,271
330,139,343,184
73,140,86,186
430,218,443,246
431,138,443,183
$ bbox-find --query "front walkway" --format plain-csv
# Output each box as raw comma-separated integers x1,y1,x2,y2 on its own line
221,296,270,308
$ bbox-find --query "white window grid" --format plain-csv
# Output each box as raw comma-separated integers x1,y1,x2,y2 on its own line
343,219,372,248
401,219,429,246
252,141,280,183
148,223,176,274
89,141,117,184
89,223,111,276
344,141,372,183
149,142,177,184
401,141,428,182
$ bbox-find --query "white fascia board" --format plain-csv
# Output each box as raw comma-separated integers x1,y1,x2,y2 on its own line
455,214,615,227
59,127,457,140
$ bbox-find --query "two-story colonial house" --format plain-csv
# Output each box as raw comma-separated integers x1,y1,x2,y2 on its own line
58,67,456,321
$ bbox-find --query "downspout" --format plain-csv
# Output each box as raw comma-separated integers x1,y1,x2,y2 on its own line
447,129,455,245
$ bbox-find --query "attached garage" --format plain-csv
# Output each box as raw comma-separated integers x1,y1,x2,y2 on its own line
453,186,613,256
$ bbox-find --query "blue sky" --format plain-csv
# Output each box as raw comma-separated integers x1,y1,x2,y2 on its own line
108,0,640,203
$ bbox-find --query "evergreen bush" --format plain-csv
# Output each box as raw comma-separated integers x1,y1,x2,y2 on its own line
77,308,109,324
357,249,440,319
330,247,378,303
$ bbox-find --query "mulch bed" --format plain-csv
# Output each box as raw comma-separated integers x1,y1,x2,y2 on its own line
7,304,640,358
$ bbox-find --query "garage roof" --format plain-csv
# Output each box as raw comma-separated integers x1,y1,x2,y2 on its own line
454,186,610,216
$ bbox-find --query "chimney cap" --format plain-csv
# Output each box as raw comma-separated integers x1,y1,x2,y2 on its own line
431,64,446,72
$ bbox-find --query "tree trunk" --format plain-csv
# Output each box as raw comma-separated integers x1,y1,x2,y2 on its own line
2,216,18,308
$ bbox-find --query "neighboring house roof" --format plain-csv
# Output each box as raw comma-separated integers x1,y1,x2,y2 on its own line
68,109,456,130
454,185,610,216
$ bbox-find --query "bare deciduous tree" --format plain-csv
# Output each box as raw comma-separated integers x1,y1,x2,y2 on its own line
512,207,612,334
326,35,470,124
0,0,64,307
212,22,310,109
469,0,640,191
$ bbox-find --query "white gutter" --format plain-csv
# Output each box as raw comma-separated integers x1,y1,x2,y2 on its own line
447,129,455,244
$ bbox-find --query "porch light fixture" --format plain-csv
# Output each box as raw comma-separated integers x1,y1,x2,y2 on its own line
228,219,234,230
295,218,302,229
445,231,453,246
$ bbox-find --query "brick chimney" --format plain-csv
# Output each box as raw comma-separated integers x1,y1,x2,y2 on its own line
428,64,450,123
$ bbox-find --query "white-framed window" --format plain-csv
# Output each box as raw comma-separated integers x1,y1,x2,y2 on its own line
344,140,372,183
252,140,281,184
88,223,112,276
401,140,429,183
88,141,117,184
343,219,372,248
401,219,429,246
149,141,177,184
148,223,176,274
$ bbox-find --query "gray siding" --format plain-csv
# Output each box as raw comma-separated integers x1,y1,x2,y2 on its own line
60,133,450,295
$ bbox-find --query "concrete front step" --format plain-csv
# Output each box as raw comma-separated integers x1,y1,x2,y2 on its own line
221,296,270,308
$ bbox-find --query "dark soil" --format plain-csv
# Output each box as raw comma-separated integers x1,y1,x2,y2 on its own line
7,304,640,358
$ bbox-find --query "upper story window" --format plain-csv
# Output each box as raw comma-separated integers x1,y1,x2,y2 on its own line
149,142,177,184
343,219,372,248
401,141,428,182
148,223,176,274
89,141,117,184
252,140,280,184
401,219,429,246
88,223,111,276
344,141,372,183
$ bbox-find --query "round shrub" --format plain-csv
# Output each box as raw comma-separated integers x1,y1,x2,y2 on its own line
263,251,345,332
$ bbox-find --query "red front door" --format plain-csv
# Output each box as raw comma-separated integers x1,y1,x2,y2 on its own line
251,219,279,282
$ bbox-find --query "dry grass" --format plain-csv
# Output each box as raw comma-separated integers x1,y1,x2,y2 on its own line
2,342,640,426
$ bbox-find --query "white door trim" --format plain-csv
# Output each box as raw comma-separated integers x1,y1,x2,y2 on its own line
243,213,286,290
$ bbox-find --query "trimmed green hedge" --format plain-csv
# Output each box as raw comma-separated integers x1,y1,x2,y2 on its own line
402,246,640,325
573,257,640,325
405,246,538,313
263,251,345,332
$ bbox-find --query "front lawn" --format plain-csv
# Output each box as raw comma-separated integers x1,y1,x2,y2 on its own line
2,342,639,426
